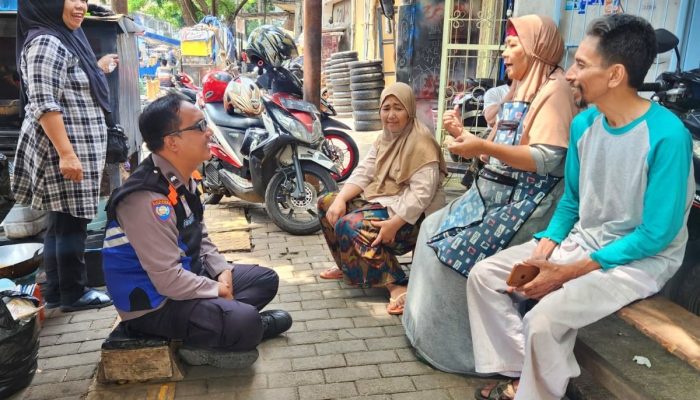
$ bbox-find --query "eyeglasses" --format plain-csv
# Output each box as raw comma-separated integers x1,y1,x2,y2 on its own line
164,119,208,136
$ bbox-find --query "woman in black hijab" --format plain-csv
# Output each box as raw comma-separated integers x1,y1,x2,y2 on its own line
13,0,118,312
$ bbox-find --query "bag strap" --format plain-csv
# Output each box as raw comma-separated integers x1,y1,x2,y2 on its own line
104,112,116,128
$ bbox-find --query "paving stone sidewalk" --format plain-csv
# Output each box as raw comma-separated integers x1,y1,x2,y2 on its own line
163,203,489,399
11,121,486,399
11,197,488,400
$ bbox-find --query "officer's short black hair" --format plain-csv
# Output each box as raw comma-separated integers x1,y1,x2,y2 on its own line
138,94,183,152
586,14,657,89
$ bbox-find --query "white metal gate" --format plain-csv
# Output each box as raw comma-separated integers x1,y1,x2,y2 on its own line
435,0,510,143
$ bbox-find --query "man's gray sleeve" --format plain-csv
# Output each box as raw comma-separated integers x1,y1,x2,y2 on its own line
115,191,219,300
529,144,567,176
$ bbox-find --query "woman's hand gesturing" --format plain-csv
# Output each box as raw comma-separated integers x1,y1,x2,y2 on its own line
443,106,464,139
97,54,119,74
447,131,484,158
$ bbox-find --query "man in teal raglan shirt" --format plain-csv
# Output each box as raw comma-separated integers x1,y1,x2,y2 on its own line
466,14,695,400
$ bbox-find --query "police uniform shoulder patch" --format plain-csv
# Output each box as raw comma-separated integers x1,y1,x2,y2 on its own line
151,199,173,221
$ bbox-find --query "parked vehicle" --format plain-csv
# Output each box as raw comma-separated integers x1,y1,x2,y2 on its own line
643,29,700,315
168,72,199,104
247,25,360,182
452,78,492,140
201,75,339,235
257,66,359,182
448,78,494,186
174,71,199,91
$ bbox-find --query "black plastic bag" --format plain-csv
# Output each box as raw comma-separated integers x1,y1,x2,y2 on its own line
0,291,40,399
106,125,129,164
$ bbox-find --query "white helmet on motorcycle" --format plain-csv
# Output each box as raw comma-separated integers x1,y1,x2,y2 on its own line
224,77,264,117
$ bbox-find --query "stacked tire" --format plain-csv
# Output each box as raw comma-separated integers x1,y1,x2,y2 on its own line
348,60,384,131
325,51,358,118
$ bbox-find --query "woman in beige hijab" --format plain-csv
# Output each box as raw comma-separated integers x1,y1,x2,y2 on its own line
317,82,447,315
402,15,578,379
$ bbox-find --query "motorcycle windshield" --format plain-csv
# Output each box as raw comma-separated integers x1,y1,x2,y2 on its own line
280,97,319,115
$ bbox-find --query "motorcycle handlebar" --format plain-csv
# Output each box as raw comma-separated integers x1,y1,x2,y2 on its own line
639,82,662,92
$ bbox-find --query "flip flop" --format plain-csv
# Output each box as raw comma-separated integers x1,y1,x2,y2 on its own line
386,292,407,315
474,380,516,400
320,267,343,280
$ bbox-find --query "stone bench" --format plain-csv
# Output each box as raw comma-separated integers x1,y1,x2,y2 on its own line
569,296,700,400
97,323,184,384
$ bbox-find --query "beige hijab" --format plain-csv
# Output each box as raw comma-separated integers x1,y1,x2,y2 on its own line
505,15,577,147
363,82,448,200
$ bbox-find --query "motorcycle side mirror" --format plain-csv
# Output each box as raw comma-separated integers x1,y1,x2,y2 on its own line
655,29,679,54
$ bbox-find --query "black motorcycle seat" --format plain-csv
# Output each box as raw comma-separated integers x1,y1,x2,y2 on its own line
204,103,264,130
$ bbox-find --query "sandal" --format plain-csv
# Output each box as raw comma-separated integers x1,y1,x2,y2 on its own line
474,380,516,400
320,267,343,280
386,292,407,315
60,289,113,313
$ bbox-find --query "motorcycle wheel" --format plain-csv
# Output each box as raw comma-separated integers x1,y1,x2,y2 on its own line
265,163,338,235
322,129,359,182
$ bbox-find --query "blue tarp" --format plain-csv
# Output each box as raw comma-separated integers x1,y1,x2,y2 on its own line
199,15,237,63
143,31,180,47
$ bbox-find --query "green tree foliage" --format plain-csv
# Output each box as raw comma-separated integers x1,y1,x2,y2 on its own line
128,0,184,27
127,0,264,28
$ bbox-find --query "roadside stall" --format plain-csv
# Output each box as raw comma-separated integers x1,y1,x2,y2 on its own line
180,16,237,84
138,32,181,79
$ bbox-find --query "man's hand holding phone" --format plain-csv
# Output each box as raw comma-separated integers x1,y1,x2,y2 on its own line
506,262,540,288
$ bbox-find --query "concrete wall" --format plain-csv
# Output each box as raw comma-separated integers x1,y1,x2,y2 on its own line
514,0,686,77
323,0,353,28
513,0,559,21
353,0,379,60
681,0,700,70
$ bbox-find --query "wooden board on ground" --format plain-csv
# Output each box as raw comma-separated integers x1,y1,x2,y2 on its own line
617,295,700,371
203,205,252,252
204,207,249,232
99,343,184,383
209,230,252,252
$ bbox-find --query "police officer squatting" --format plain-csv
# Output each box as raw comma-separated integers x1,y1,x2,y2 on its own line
102,94,292,368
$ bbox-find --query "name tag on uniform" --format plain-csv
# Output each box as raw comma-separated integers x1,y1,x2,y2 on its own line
180,195,193,217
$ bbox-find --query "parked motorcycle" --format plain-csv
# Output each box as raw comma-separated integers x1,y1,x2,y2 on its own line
643,29,700,315
202,77,339,235
452,78,493,140
256,64,360,182
244,24,360,182
448,78,495,186
174,72,199,91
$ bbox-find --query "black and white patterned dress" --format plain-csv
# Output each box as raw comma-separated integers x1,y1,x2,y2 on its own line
13,35,107,219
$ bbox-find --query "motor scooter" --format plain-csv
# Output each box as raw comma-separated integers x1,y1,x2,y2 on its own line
256,62,360,182
202,95,339,235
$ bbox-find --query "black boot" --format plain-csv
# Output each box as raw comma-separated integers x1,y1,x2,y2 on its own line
260,310,293,339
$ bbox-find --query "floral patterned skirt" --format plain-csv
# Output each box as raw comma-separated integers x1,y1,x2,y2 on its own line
317,192,422,288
